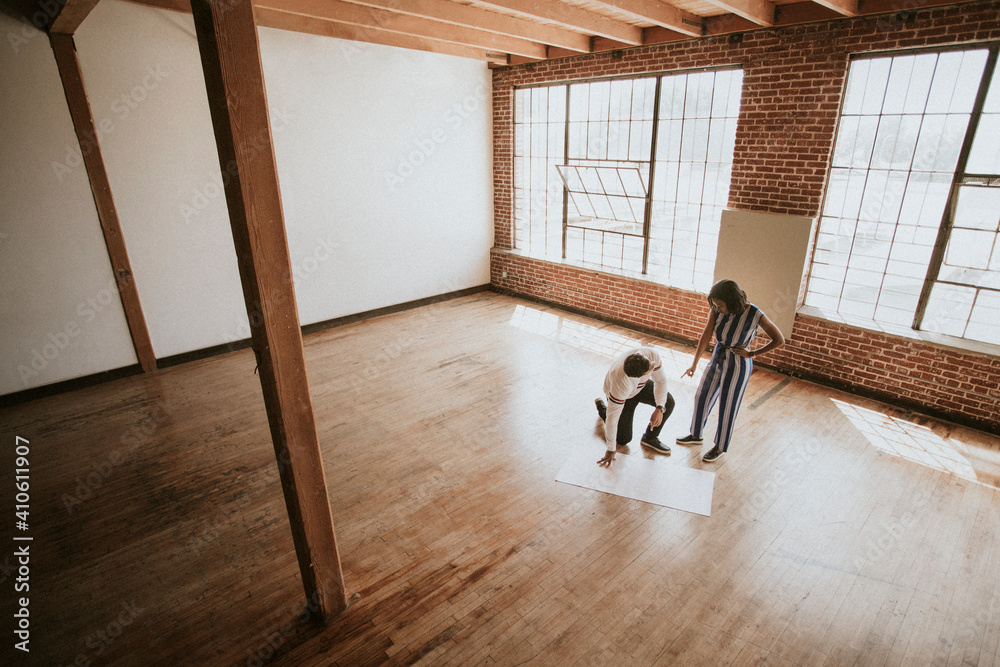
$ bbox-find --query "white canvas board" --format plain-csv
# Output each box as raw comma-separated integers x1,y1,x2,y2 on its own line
555,454,715,516
715,209,814,339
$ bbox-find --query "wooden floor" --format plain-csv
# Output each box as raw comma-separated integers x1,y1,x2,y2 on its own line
3,292,999,666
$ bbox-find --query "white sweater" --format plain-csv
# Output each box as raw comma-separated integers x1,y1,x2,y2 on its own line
602,347,669,451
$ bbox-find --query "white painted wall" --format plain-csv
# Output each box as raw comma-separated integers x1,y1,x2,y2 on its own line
0,0,493,396
0,12,137,395
73,1,255,359
258,27,494,325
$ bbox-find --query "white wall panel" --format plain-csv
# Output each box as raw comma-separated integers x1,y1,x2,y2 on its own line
74,1,249,358
0,13,137,395
1,0,493,397
258,27,493,326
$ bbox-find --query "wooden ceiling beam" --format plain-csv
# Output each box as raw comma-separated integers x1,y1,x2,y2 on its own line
257,7,509,63
123,0,511,62
47,0,102,34
702,0,775,26
642,25,697,46
268,0,546,58
591,0,703,37
773,1,843,25
810,0,858,16
592,36,635,53
112,0,996,65
342,0,591,52
469,0,644,45
703,12,759,35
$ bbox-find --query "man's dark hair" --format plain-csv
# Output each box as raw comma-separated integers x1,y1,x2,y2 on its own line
623,353,651,378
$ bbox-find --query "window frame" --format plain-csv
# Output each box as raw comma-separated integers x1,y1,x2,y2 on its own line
913,46,1000,336
806,42,1000,348
512,65,743,289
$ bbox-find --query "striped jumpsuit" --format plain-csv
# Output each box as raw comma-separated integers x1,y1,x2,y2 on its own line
690,303,763,453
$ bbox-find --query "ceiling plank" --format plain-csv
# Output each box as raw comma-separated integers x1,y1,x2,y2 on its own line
257,7,509,63
702,0,775,26
268,0,547,58
469,0,644,45
342,0,592,52
48,0,101,34
590,0,703,37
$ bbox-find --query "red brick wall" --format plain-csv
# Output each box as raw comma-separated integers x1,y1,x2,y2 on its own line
491,2,1000,434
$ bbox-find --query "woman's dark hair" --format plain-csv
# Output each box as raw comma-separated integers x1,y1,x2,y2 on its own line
708,279,748,314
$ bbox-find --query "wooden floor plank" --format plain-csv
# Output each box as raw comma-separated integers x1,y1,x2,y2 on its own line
2,292,998,665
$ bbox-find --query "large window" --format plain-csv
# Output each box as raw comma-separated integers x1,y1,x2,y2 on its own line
806,45,1000,346
513,68,743,293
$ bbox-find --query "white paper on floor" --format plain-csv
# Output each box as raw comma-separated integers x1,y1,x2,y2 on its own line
555,453,715,516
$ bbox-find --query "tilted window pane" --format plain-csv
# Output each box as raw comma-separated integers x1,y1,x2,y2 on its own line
597,167,627,197
945,228,994,270
898,171,952,227
807,48,993,341
845,116,879,168
966,291,1000,345
924,283,975,336
859,58,892,115
912,114,970,172
620,169,646,197
966,114,1000,174
953,185,1000,231
840,59,871,116
951,50,991,113
898,54,938,114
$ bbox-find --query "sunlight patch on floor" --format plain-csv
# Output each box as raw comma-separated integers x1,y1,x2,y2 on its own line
832,398,985,485
507,304,709,385
508,304,642,358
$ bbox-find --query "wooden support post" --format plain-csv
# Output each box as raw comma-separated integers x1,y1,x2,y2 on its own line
49,33,158,373
189,0,348,619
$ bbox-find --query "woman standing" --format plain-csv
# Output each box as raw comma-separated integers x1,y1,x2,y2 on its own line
677,279,785,462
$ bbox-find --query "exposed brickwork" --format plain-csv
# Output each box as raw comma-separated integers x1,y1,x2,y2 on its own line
491,2,1000,434
491,250,708,342
493,84,514,250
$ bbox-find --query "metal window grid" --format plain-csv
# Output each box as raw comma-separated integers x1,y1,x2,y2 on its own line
513,69,742,287
806,43,1000,346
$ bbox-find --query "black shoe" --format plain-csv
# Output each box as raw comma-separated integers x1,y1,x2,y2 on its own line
676,434,703,445
702,447,723,462
641,434,670,455
595,398,607,421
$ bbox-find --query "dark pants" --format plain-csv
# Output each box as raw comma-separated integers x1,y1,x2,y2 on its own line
616,383,675,445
